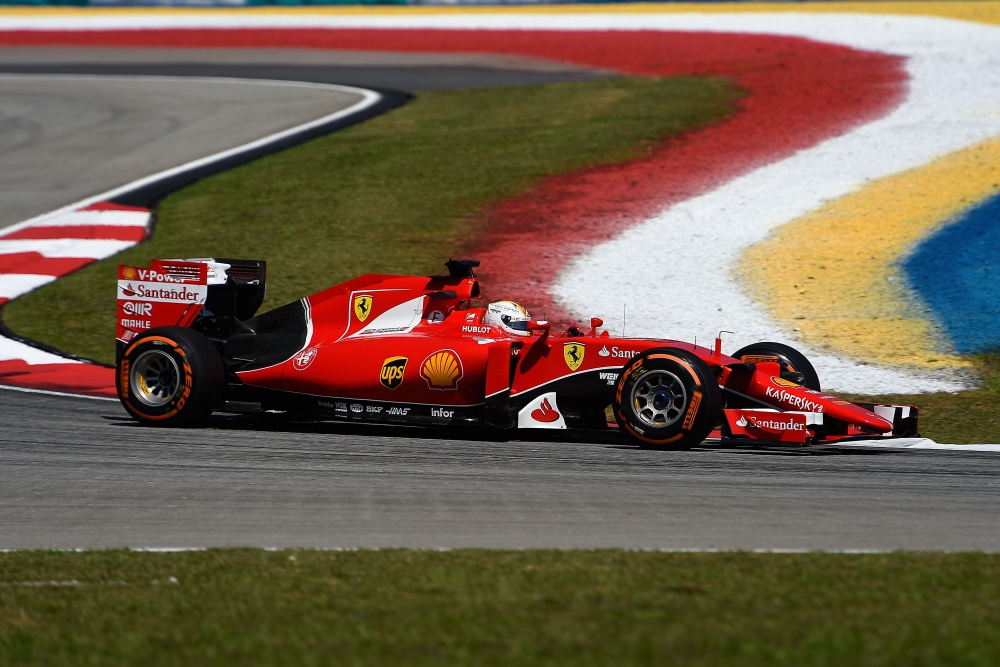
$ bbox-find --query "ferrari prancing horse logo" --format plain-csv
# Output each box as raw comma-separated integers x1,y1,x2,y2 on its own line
353,295,372,322
563,342,585,372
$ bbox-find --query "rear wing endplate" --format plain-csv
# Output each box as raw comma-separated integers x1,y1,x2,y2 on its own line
116,260,209,344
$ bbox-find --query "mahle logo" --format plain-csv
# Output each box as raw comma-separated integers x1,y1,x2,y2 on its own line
353,294,373,322
380,356,408,389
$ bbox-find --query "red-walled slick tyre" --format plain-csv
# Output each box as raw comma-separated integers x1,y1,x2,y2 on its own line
614,348,722,450
117,326,225,427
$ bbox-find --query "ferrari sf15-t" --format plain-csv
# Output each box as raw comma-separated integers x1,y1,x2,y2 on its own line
115,258,918,448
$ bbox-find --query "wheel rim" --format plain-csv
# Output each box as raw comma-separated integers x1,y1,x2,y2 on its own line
130,349,181,407
630,369,688,428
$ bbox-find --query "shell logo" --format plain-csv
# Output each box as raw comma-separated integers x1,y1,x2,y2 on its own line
122,266,136,279
420,349,463,390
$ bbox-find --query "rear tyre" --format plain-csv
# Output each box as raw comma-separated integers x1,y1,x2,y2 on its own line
614,347,722,450
732,341,820,390
117,326,225,427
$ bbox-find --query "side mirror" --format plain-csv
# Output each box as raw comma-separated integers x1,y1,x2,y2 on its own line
588,317,604,336
527,320,551,333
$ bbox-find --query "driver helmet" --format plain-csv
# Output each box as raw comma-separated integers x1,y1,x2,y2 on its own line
484,300,531,336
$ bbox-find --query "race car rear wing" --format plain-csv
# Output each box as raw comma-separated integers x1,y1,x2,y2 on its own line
116,258,265,347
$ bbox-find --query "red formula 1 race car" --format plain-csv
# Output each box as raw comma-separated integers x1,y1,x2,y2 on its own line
115,258,918,448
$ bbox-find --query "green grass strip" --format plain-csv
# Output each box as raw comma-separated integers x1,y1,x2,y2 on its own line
2,549,999,666
2,77,739,364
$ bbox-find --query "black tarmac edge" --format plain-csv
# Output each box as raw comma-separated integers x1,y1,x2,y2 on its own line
112,87,411,209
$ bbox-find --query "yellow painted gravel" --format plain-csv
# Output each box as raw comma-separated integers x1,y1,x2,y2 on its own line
739,136,1000,371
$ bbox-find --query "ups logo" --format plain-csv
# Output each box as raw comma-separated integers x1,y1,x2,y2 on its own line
380,356,408,390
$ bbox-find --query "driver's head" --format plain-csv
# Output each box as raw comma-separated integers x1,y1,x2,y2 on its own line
484,300,531,336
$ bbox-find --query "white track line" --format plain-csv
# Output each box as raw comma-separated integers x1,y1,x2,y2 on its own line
827,439,1000,453
0,383,117,401
0,546,990,554
0,238,136,258
0,74,382,235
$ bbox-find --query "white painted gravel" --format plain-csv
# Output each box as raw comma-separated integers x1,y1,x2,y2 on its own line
555,15,1000,394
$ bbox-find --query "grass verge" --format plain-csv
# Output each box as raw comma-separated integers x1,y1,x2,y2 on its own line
2,549,999,666
2,76,738,363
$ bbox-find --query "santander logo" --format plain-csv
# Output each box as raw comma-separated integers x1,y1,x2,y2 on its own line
736,412,805,432
598,345,637,359
531,397,560,423
517,392,566,430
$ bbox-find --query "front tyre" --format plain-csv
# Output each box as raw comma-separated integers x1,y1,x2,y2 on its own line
614,348,722,450
732,341,820,391
117,326,225,427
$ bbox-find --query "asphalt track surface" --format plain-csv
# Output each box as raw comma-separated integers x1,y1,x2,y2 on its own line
1,48,997,551
0,75,366,229
3,388,1000,551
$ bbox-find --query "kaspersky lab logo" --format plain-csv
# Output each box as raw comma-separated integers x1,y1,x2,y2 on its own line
380,356,407,390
